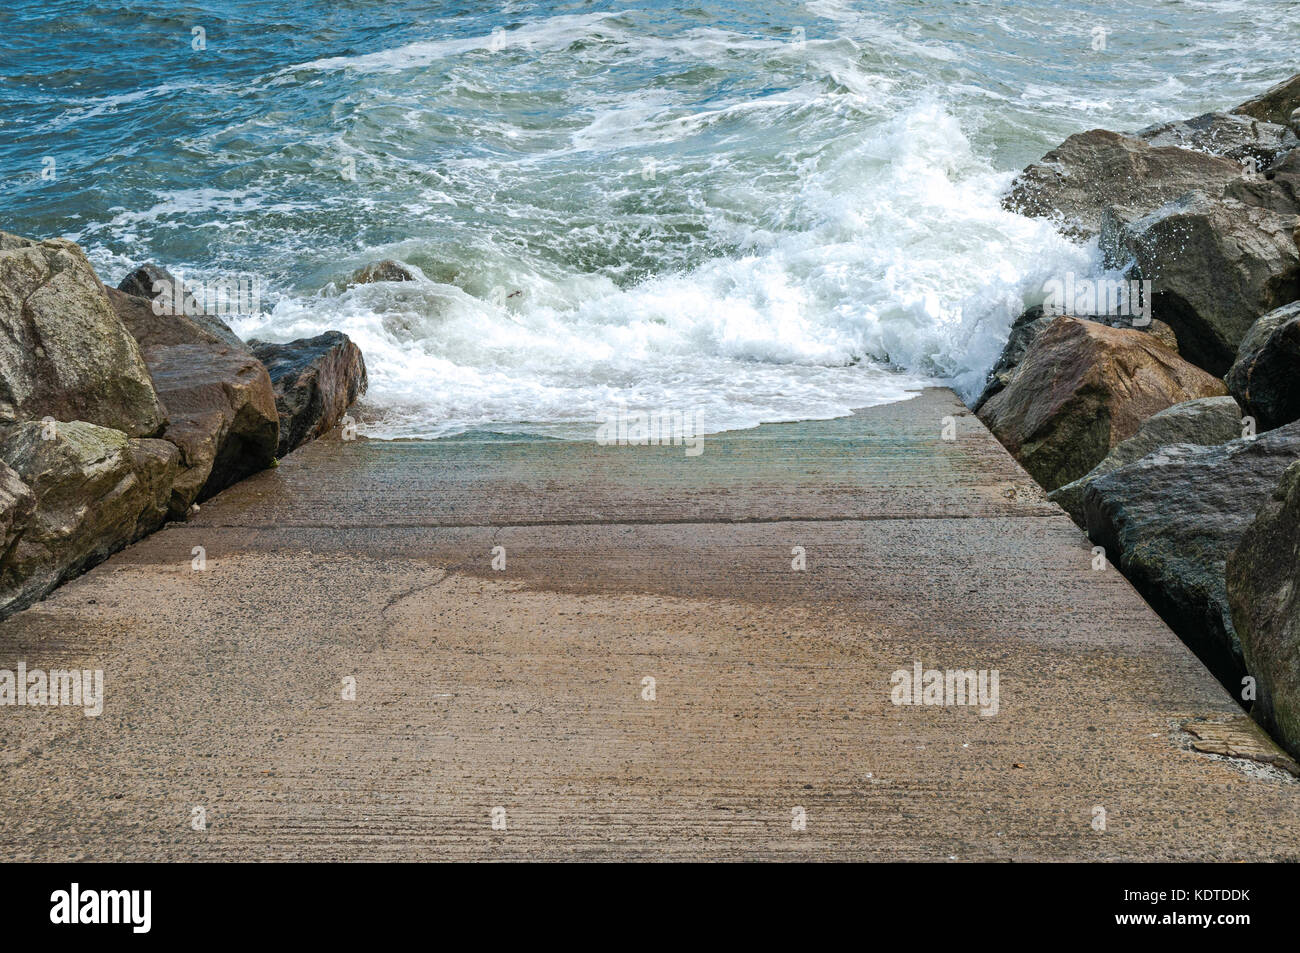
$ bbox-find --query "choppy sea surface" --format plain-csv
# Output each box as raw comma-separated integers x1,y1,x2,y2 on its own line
1,1,1296,438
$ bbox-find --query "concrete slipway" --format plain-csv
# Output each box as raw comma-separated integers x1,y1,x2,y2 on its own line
0,388,1296,860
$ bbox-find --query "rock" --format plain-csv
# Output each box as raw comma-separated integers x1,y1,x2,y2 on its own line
972,307,1053,412
249,332,367,457
974,306,1179,412
0,233,164,437
1102,191,1300,375
143,344,279,517
0,462,35,578
1083,422,1300,689
1003,129,1243,239
977,316,1226,490
1049,396,1244,523
1227,460,1300,758
350,260,415,285
108,286,280,516
1226,301,1300,432
1136,111,1296,166
0,421,178,616
1232,72,1300,125
115,264,247,351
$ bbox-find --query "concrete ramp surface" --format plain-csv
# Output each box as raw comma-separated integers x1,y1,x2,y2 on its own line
0,388,1296,860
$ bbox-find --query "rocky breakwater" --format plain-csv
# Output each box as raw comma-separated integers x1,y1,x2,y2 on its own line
985,73,1300,752
0,235,370,617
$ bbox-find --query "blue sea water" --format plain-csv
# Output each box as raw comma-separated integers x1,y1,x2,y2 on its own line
1,1,1296,437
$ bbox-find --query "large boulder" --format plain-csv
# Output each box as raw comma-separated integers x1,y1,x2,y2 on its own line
109,288,278,517
974,306,1178,412
1083,422,1300,688
1102,191,1300,375
977,316,1227,490
1002,130,1243,239
249,332,367,457
1227,460,1300,758
0,421,178,615
1232,72,1300,125
116,264,247,351
1050,396,1244,523
1136,111,1296,166
0,233,164,437
1226,301,1300,431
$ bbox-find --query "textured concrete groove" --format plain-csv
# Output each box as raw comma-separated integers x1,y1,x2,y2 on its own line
0,387,1296,861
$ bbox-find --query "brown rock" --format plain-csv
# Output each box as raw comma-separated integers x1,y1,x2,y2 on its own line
978,316,1228,490
1232,72,1300,125
249,332,367,457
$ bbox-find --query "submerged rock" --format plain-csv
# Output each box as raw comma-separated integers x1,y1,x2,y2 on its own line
1227,460,1300,759
1049,396,1244,524
0,421,178,615
1083,422,1300,689
1226,301,1300,432
1002,129,1242,239
0,233,164,437
1103,191,1300,375
249,332,367,457
1232,71,1300,125
977,316,1226,491
350,260,415,285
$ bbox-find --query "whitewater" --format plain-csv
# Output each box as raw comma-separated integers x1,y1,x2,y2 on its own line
2,0,1296,438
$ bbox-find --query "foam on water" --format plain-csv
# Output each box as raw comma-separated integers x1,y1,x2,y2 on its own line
3,0,1296,440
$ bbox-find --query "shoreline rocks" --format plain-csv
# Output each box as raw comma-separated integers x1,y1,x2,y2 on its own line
0,235,369,618
250,331,367,458
1226,300,1300,431
1227,460,1300,758
977,315,1226,491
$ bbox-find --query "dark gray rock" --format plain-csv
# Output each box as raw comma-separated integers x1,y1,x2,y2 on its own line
1136,111,1296,166
1226,301,1300,432
1102,191,1300,375
1049,396,1244,524
1227,459,1300,759
1082,422,1300,688
250,332,367,457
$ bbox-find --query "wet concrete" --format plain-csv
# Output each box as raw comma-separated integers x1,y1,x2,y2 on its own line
0,387,1295,860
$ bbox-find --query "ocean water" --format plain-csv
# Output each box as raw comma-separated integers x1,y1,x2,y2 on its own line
1,1,1296,439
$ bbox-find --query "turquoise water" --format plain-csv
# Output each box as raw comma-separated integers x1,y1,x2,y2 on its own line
2,1,1296,437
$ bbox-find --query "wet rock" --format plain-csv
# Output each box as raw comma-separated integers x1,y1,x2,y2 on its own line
115,264,247,351
0,462,35,579
143,344,279,517
974,306,1179,412
1102,191,1300,375
1136,111,1296,166
1227,459,1300,759
1049,396,1244,523
0,233,164,437
978,315,1226,490
1232,72,1300,125
350,260,415,285
0,421,178,616
249,332,367,457
1226,301,1300,432
1083,422,1300,689
1003,129,1243,239
109,286,280,516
